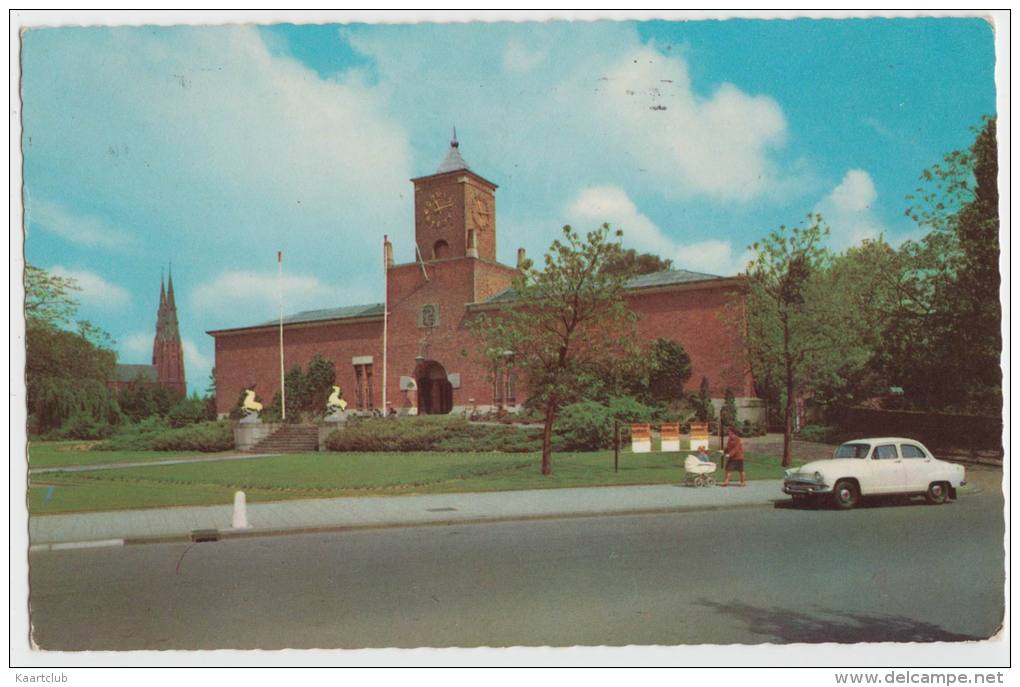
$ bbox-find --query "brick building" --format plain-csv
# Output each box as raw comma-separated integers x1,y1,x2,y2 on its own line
112,269,187,397
208,135,760,420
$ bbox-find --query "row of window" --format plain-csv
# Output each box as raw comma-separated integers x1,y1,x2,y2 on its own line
350,361,515,410
835,443,929,459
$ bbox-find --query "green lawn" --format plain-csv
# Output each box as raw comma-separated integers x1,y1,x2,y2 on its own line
27,441,234,469
28,448,791,514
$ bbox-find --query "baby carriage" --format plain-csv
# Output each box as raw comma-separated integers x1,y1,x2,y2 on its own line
684,453,718,487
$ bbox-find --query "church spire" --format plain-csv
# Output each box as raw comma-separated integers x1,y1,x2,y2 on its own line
166,262,177,310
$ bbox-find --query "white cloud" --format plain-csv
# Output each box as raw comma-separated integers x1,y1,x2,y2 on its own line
22,26,413,270
26,198,134,250
191,269,375,324
567,186,751,276
828,169,877,213
120,331,152,361
344,25,793,206
49,266,131,310
816,169,886,248
592,48,788,201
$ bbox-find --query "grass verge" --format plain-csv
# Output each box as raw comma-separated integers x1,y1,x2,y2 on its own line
27,441,235,469
28,449,790,514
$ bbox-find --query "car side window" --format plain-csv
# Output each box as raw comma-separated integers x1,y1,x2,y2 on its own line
873,444,899,460
900,444,927,459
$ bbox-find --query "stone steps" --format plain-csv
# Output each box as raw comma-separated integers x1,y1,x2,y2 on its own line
250,424,320,453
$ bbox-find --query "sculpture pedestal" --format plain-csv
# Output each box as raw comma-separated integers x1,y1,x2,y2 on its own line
234,421,278,451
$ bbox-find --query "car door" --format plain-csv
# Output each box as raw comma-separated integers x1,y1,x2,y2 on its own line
864,443,906,494
899,442,934,492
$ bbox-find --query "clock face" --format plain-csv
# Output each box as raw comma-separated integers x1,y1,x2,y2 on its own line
423,190,453,231
471,193,493,232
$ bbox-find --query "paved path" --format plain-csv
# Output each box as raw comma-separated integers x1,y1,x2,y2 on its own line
28,481,784,547
29,452,279,475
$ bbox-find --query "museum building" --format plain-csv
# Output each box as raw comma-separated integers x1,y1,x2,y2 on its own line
208,136,760,420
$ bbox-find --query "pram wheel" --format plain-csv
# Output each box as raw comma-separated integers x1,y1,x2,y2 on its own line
704,476,716,487
693,475,705,487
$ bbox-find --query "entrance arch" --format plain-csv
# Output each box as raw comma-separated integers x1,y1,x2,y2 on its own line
417,360,453,415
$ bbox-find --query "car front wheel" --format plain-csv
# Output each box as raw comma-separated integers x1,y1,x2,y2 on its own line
833,480,859,510
925,481,950,505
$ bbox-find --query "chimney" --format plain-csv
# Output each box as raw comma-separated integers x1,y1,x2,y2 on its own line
516,247,527,270
384,235,394,269
466,229,479,259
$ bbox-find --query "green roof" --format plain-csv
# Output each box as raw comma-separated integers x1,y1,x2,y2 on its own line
484,269,727,304
210,302,386,334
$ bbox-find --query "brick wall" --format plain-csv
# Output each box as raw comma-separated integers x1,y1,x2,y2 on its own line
627,284,753,398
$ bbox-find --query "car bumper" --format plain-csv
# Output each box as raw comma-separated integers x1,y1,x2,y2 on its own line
783,481,831,495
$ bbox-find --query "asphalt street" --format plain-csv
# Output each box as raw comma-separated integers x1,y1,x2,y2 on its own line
28,491,1004,650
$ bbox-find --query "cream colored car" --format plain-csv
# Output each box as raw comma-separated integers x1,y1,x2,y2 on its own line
782,437,966,509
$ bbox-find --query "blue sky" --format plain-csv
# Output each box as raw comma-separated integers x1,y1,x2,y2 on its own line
21,17,997,395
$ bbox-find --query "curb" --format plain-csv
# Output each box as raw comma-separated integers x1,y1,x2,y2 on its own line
29,539,125,552
39,499,783,549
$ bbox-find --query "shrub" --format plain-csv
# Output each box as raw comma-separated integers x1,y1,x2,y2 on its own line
167,396,214,428
55,412,115,440
555,396,655,451
150,421,233,452
796,424,838,443
95,420,232,452
325,415,544,453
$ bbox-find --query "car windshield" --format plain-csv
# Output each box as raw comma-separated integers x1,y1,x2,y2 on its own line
834,443,870,459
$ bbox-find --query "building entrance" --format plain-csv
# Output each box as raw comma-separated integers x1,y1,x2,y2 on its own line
417,360,453,415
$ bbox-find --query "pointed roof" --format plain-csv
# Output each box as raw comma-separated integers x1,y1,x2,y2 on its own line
166,265,177,309
436,127,470,174
154,263,182,343
411,129,498,188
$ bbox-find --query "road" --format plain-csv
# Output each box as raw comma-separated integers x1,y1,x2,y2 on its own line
28,492,1004,650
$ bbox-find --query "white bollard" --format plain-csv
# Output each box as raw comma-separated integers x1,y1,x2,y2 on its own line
232,490,250,529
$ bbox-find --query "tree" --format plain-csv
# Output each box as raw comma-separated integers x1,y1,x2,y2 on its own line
601,248,674,277
720,387,738,432
471,224,638,475
304,354,337,411
643,338,693,405
896,116,1001,413
745,214,833,467
692,376,716,423
25,264,121,434
25,263,80,327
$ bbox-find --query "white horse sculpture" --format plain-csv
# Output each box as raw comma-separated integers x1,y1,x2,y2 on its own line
326,385,348,411
242,389,263,417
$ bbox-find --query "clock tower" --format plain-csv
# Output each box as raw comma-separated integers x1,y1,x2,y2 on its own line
411,130,497,262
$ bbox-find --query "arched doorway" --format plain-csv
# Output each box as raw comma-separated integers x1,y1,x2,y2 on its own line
417,360,453,415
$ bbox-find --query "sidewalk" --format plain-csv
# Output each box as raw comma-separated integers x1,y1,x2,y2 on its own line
28,481,784,548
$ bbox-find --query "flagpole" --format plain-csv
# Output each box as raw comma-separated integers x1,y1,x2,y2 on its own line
278,250,286,421
382,235,388,416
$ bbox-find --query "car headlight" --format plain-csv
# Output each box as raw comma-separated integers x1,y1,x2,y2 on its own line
814,471,824,483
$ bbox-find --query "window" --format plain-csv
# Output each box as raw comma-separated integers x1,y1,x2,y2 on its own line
493,367,504,405
506,364,516,404
873,444,899,460
353,362,374,410
901,444,927,459
834,443,869,459
433,240,449,259
353,366,364,410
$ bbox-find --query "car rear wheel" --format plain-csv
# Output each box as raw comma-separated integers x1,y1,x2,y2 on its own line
833,480,859,510
925,481,949,505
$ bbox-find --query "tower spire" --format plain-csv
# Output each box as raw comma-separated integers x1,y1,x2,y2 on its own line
436,127,470,173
